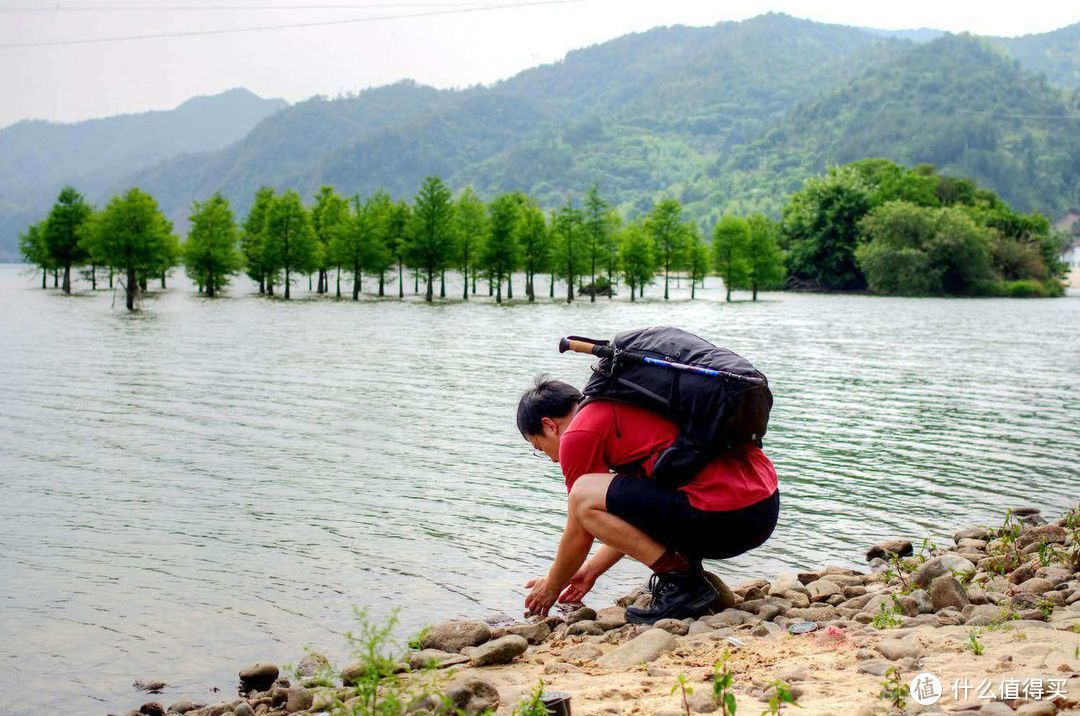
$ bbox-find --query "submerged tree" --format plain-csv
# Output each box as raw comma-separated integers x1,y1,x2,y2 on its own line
453,187,486,300
407,177,455,302
645,198,686,300
582,185,613,303
263,189,318,300
18,220,52,289
713,216,751,302
241,187,275,294
743,213,785,300
311,186,350,295
619,220,654,302
483,193,522,304
93,188,176,311
517,200,550,302
43,186,93,294
183,193,240,297
553,200,583,303
685,224,709,299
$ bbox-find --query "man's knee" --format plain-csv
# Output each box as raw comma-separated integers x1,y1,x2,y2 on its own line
568,473,610,519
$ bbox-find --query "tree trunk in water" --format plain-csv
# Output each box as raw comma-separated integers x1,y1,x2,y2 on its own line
440,270,445,299
550,273,554,298
126,266,137,310
353,266,360,301
463,267,468,300
259,276,265,294
139,276,148,292
41,268,46,289
62,263,71,294
285,269,291,299
528,272,535,302
488,278,493,296
414,270,419,294
590,257,596,303
109,268,113,289
496,272,502,304
91,264,97,290
608,268,613,299
161,273,166,289
308,274,312,292
471,268,477,295
630,278,636,302
267,277,274,296
425,268,433,302
664,261,669,300
378,273,384,297
726,281,732,302
207,274,215,298
752,282,758,301
507,274,512,300
336,268,341,299
691,280,696,300
398,261,404,299
53,269,58,287
639,282,644,298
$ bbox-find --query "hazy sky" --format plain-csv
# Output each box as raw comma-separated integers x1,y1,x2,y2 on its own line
1,0,1077,129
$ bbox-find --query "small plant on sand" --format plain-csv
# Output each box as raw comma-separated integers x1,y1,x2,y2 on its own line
880,667,906,709
286,647,338,689
760,680,797,715
341,607,409,714
671,673,693,716
407,625,431,651
999,511,1023,562
712,648,738,715
1036,598,1055,621
967,629,985,656
873,601,904,630
1037,540,1061,568
513,681,548,716
949,567,976,587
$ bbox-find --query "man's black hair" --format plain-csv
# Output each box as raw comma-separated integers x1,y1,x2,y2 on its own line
516,375,582,437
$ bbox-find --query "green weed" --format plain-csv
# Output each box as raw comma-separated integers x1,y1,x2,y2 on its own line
712,648,738,716
879,667,906,709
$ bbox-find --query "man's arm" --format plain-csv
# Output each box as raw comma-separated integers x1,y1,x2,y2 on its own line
524,509,594,615
586,544,625,577
558,544,624,603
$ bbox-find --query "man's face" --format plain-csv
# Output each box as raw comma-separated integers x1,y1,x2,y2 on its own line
528,416,562,463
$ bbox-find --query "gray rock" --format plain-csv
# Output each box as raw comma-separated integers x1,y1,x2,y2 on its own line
595,606,627,631
468,635,528,666
238,662,278,692
1015,577,1055,594
654,618,690,635
866,540,913,561
165,702,202,714
874,638,923,660
857,661,891,676
408,649,470,670
597,627,677,667
504,621,551,644
782,590,811,608
565,606,597,625
565,619,604,636
807,579,842,603
561,643,603,661
685,690,719,713
543,662,582,674
929,575,969,611
295,652,330,681
444,677,500,715
954,526,991,542
285,687,313,713
138,704,165,716
420,620,491,653
688,620,714,636
769,573,810,596
1015,702,1057,716
233,704,255,716
704,609,750,628
1017,524,1067,549
912,555,975,588
703,571,738,610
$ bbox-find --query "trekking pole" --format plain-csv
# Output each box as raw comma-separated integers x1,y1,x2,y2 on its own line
559,335,766,385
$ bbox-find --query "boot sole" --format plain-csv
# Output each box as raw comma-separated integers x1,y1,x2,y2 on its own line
624,587,718,625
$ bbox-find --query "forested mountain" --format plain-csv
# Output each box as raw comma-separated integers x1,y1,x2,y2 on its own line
0,88,287,259
699,34,1080,219
3,14,1078,259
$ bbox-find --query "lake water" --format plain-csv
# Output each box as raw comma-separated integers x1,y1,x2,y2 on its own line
0,264,1076,714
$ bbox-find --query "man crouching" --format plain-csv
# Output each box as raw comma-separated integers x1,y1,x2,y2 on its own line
518,377,779,624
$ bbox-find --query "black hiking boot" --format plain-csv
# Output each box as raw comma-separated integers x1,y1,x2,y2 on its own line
624,569,718,624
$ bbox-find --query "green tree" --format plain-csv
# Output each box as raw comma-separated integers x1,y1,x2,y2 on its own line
183,193,240,297
263,189,318,300
453,187,486,300
386,200,410,299
482,193,522,304
685,224,709,299
311,186,350,295
332,196,370,301
241,187,275,294
602,207,621,299
517,200,550,302
743,213,786,300
781,167,873,290
93,188,177,311
553,200,584,303
582,185,611,303
619,220,654,302
407,176,455,302
362,191,395,297
645,198,686,300
713,216,751,302
19,220,52,289
43,186,93,294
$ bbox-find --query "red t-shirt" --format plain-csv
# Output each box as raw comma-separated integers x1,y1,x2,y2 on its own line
558,400,778,512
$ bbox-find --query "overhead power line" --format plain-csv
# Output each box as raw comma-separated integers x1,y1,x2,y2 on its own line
0,1,506,10
0,0,582,48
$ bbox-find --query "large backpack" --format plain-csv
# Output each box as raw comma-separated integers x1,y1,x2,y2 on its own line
575,326,772,487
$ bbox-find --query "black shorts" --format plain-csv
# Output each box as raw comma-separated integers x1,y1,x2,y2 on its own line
605,475,779,562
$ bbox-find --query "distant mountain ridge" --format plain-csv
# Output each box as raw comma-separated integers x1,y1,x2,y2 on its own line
0,88,287,260
2,14,1078,260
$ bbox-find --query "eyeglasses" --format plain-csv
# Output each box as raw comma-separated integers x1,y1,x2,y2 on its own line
531,449,547,459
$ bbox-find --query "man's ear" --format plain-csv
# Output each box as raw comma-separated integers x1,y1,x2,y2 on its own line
541,416,557,435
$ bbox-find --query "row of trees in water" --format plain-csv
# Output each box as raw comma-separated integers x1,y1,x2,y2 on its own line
19,178,786,310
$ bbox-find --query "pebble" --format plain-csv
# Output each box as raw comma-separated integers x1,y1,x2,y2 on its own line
654,618,689,635
443,677,500,715
238,662,278,692
565,606,597,625
874,638,922,660
865,540,913,561
566,619,604,636
468,635,528,666
597,628,676,668
929,575,969,611
561,643,603,661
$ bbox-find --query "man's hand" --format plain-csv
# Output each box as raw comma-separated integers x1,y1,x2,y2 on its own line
524,576,561,617
558,565,596,603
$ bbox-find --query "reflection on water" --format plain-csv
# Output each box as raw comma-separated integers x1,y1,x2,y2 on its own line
0,265,1076,713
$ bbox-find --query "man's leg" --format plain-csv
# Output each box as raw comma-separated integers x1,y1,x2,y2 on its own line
568,473,666,565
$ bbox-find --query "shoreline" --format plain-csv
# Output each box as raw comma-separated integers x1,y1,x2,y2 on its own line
119,505,1079,716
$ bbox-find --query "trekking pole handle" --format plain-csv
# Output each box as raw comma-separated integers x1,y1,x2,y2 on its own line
558,336,611,357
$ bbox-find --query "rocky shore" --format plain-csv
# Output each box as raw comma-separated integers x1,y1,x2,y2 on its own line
116,506,1078,716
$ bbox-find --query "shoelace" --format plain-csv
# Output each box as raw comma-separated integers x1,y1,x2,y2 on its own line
645,572,677,601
